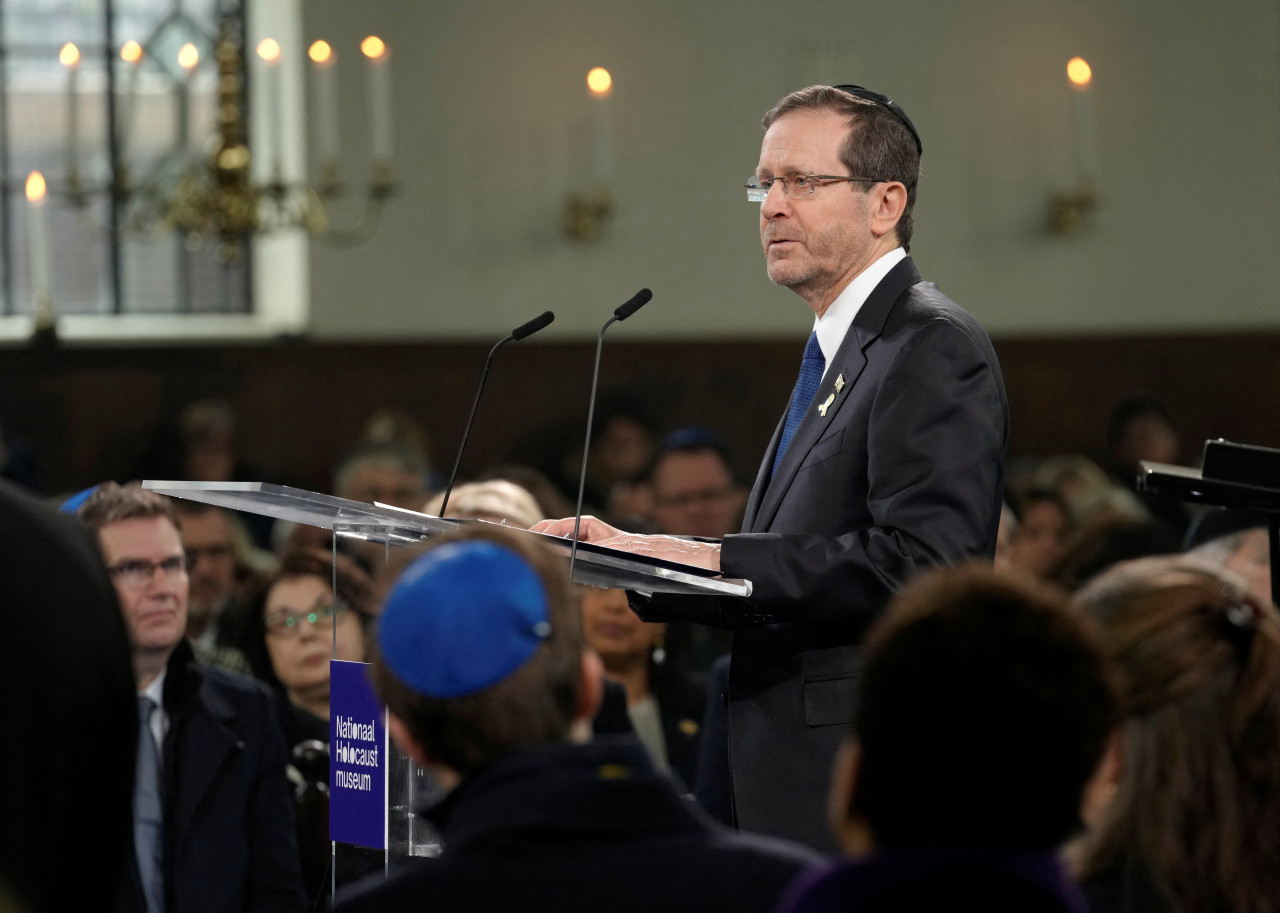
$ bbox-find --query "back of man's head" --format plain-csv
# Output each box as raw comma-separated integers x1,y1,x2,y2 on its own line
848,564,1119,850
371,526,586,777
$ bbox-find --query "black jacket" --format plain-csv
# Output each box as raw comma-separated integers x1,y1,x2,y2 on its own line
335,737,820,913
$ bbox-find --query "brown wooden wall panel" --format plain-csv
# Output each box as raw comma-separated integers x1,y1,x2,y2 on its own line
2,332,1278,496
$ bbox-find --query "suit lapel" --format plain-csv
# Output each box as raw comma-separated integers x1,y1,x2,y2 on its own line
746,257,923,533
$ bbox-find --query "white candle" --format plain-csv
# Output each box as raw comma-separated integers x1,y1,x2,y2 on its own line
587,67,613,185
361,36,393,174
59,43,80,181
1067,57,1099,181
257,38,284,181
25,172,52,312
177,42,200,157
308,41,339,179
117,41,143,166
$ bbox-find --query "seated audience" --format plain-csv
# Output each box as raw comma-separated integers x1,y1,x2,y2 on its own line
424,478,544,528
1072,556,1280,913
335,526,819,913
335,440,430,510
240,548,376,750
77,482,305,913
172,499,254,674
579,585,707,789
780,564,1120,913
647,427,748,540
1008,488,1072,580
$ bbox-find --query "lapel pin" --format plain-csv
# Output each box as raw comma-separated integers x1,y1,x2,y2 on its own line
818,393,835,417
834,373,846,393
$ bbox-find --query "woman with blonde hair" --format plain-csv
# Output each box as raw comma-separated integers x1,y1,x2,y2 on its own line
1073,556,1280,913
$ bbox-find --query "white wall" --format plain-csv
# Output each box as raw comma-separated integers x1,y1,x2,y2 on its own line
298,0,1280,341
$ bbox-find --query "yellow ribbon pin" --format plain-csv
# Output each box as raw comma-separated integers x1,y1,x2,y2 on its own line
818,393,835,417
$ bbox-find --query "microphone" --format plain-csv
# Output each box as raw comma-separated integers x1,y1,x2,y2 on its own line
569,289,652,581
437,310,555,517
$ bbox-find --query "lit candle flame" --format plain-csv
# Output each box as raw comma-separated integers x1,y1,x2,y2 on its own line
120,40,143,64
25,171,47,204
1067,57,1092,87
587,67,612,97
59,43,80,68
361,36,386,60
257,38,281,63
309,40,332,64
178,42,199,71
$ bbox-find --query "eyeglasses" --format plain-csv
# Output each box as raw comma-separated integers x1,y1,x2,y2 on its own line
264,602,347,638
745,172,882,203
106,555,193,588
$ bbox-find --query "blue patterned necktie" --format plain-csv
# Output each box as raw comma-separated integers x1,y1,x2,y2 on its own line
773,331,826,475
135,696,164,913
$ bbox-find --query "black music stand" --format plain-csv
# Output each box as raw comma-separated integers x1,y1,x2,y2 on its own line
1137,439,1280,604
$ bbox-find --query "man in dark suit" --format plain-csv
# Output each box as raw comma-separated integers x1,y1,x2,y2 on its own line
79,483,305,913
536,85,1008,850
336,526,819,913
0,482,136,913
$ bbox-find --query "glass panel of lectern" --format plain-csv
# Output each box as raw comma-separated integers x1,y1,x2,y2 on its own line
142,480,752,898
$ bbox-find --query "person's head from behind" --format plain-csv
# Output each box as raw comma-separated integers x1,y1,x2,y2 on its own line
1184,508,1271,600
1073,557,1280,912
78,483,189,673
240,548,374,714
834,564,1119,852
371,526,599,784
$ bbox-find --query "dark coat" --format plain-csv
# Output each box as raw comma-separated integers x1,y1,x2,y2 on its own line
334,737,821,913
777,848,1090,913
0,482,137,913
649,257,1009,850
136,640,306,913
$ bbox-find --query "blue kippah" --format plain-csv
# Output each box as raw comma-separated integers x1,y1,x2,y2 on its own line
60,485,100,514
378,540,551,699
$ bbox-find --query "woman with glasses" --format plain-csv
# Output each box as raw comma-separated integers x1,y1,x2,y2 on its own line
1071,556,1280,913
240,548,377,750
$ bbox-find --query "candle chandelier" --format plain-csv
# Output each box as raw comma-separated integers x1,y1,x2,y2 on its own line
58,12,394,264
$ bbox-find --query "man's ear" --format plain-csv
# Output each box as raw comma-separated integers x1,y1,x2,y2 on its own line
828,736,875,854
387,713,433,768
577,649,605,723
868,181,908,239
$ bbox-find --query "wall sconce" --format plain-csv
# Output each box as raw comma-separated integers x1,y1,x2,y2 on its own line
564,66,613,241
1049,56,1100,235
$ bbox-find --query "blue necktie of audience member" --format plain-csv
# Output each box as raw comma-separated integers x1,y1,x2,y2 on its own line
135,696,164,913
772,331,825,476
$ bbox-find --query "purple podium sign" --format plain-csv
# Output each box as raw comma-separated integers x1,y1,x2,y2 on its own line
329,660,386,849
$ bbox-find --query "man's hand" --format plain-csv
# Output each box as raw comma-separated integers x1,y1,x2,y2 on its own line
531,516,722,573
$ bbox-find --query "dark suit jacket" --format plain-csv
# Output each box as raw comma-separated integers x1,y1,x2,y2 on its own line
0,482,137,913
143,640,306,913
334,738,820,913
650,257,1008,850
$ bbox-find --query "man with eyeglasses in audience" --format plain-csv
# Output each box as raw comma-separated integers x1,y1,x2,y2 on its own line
536,84,1008,850
79,482,305,913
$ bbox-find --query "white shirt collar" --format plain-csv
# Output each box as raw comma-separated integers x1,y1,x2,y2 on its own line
812,247,907,377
